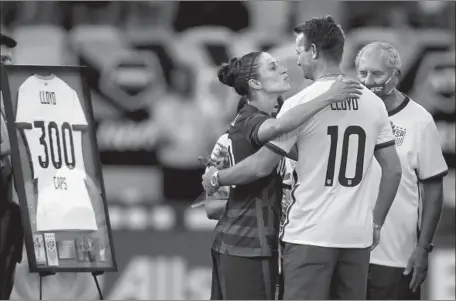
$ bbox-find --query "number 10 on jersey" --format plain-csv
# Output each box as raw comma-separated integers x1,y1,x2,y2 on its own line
325,125,366,187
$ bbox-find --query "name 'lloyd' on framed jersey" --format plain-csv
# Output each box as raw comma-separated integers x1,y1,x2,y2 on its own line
0,64,117,274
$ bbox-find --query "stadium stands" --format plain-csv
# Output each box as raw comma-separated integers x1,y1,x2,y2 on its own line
2,3,454,299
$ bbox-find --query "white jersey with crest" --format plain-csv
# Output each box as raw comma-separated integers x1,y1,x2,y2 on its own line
277,157,297,236
208,133,297,203
206,133,231,199
369,97,448,267
267,78,395,248
15,75,98,232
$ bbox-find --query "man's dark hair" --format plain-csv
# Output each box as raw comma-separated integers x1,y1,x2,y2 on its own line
293,15,345,63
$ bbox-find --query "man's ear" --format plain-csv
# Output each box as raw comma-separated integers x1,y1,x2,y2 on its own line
248,79,262,91
393,70,401,86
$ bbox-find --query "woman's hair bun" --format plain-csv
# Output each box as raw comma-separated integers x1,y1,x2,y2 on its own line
218,57,239,87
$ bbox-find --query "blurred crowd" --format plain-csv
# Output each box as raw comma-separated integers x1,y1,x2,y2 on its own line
2,1,454,32
1,0,454,205
2,2,455,300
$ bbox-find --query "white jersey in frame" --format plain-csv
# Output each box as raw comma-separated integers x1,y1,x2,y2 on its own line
15,74,98,232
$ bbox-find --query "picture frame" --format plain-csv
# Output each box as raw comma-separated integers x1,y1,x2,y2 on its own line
0,64,117,273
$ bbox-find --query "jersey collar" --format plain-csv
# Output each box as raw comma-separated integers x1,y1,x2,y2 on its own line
388,95,410,117
244,103,270,116
33,73,56,80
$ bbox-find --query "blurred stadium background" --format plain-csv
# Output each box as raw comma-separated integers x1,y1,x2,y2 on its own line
1,1,454,300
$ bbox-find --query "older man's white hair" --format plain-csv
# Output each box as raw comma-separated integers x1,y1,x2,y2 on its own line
355,42,402,74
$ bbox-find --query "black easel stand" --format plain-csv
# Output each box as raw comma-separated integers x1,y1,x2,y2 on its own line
38,271,55,300
38,271,104,300
92,271,104,300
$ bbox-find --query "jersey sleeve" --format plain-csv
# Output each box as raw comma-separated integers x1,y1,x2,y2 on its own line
244,112,273,148
72,90,88,130
210,135,228,159
206,134,229,173
416,119,448,181
266,99,299,156
15,87,33,128
374,103,395,151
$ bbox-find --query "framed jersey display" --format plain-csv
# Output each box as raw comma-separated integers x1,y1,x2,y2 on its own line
0,64,117,273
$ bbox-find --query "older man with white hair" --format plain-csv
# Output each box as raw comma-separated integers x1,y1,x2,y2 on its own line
355,41,448,300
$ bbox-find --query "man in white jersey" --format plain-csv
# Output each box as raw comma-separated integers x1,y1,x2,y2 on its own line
15,75,98,232
202,16,403,299
355,42,448,300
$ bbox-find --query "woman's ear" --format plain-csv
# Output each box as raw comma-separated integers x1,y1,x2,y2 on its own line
248,79,262,91
311,43,318,59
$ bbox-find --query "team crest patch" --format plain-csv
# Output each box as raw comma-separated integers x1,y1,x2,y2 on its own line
390,121,407,146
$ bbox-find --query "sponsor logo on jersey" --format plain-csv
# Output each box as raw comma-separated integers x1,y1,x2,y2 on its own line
390,121,407,146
